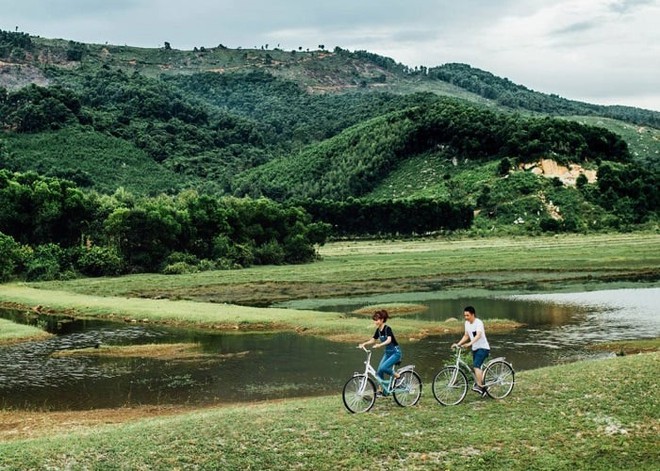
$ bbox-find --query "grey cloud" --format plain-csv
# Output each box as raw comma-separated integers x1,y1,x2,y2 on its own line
551,21,597,36
609,0,655,14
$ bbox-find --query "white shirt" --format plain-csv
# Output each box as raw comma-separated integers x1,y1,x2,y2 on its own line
465,318,490,350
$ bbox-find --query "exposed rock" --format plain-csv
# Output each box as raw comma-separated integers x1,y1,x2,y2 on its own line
522,158,597,186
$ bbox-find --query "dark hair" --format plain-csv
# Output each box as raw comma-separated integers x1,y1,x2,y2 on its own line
372,309,389,322
464,306,476,315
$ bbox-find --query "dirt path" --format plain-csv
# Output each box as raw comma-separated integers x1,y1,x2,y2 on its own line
0,405,201,442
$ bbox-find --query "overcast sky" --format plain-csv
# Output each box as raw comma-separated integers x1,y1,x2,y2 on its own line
3,0,659,111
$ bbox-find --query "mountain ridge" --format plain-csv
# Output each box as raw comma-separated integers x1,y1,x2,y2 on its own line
2,31,658,122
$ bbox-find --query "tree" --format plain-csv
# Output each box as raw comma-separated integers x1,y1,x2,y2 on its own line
0,232,26,281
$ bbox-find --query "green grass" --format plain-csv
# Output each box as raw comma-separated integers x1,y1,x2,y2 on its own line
0,352,657,470
0,317,51,343
22,232,660,300
1,233,656,342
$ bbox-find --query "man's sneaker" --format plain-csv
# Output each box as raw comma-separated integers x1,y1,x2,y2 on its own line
480,386,489,397
471,384,482,393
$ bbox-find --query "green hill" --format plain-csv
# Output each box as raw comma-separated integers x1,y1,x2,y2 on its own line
1,127,195,194
0,29,658,236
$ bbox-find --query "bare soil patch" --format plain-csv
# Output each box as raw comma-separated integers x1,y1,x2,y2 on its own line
50,343,252,362
0,405,200,442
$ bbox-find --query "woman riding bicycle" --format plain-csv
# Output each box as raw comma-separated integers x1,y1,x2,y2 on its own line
358,309,401,395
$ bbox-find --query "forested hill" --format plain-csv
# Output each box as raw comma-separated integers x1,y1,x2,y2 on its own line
429,63,659,128
0,29,658,242
1,30,658,126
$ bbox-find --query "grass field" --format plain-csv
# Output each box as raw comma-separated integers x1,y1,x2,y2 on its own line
0,318,51,345
0,351,657,470
18,232,660,305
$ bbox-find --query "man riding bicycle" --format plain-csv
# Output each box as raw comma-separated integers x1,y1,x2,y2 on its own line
452,306,490,396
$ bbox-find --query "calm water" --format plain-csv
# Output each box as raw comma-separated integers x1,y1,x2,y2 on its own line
0,287,657,411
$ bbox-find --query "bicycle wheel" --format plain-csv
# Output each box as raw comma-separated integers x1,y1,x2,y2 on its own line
432,366,468,406
393,371,422,407
483,360,515,399
342,375,376,413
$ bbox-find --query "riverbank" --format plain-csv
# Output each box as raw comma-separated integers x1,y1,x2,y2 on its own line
0,317,52,345
0,285,521,342
1,351,657,470
2,233,657,343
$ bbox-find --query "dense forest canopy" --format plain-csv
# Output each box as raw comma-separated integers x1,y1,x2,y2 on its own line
232,99,631,201
0,29,658,280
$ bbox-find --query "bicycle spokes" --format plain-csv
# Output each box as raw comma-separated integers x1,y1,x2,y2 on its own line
483,361,515,399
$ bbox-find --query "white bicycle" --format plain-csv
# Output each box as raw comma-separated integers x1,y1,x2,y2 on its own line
432,345,515,406
342,346,422,413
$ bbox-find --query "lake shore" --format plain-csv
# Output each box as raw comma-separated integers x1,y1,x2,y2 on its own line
1,233,659,469
0,317,52,345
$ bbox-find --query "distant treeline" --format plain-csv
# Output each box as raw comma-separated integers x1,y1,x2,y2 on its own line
0,170,477,282
299,198,473,236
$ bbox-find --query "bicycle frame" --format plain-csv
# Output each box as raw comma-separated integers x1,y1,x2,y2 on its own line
448,346,509,388
433,346,515,405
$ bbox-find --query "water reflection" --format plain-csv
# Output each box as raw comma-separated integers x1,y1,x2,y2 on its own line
312,296,588,326
0,288,657,411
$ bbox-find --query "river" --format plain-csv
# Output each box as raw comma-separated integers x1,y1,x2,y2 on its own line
0,287,658,411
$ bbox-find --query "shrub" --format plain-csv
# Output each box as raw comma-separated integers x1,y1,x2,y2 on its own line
76,246,123,277
197,259,217,271
25,243,66,281
165,251,200,266
253,240,286,265
162,261,198,275
0,232,26,281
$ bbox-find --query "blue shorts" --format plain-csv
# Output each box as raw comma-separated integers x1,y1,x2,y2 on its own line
472,348,490,369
